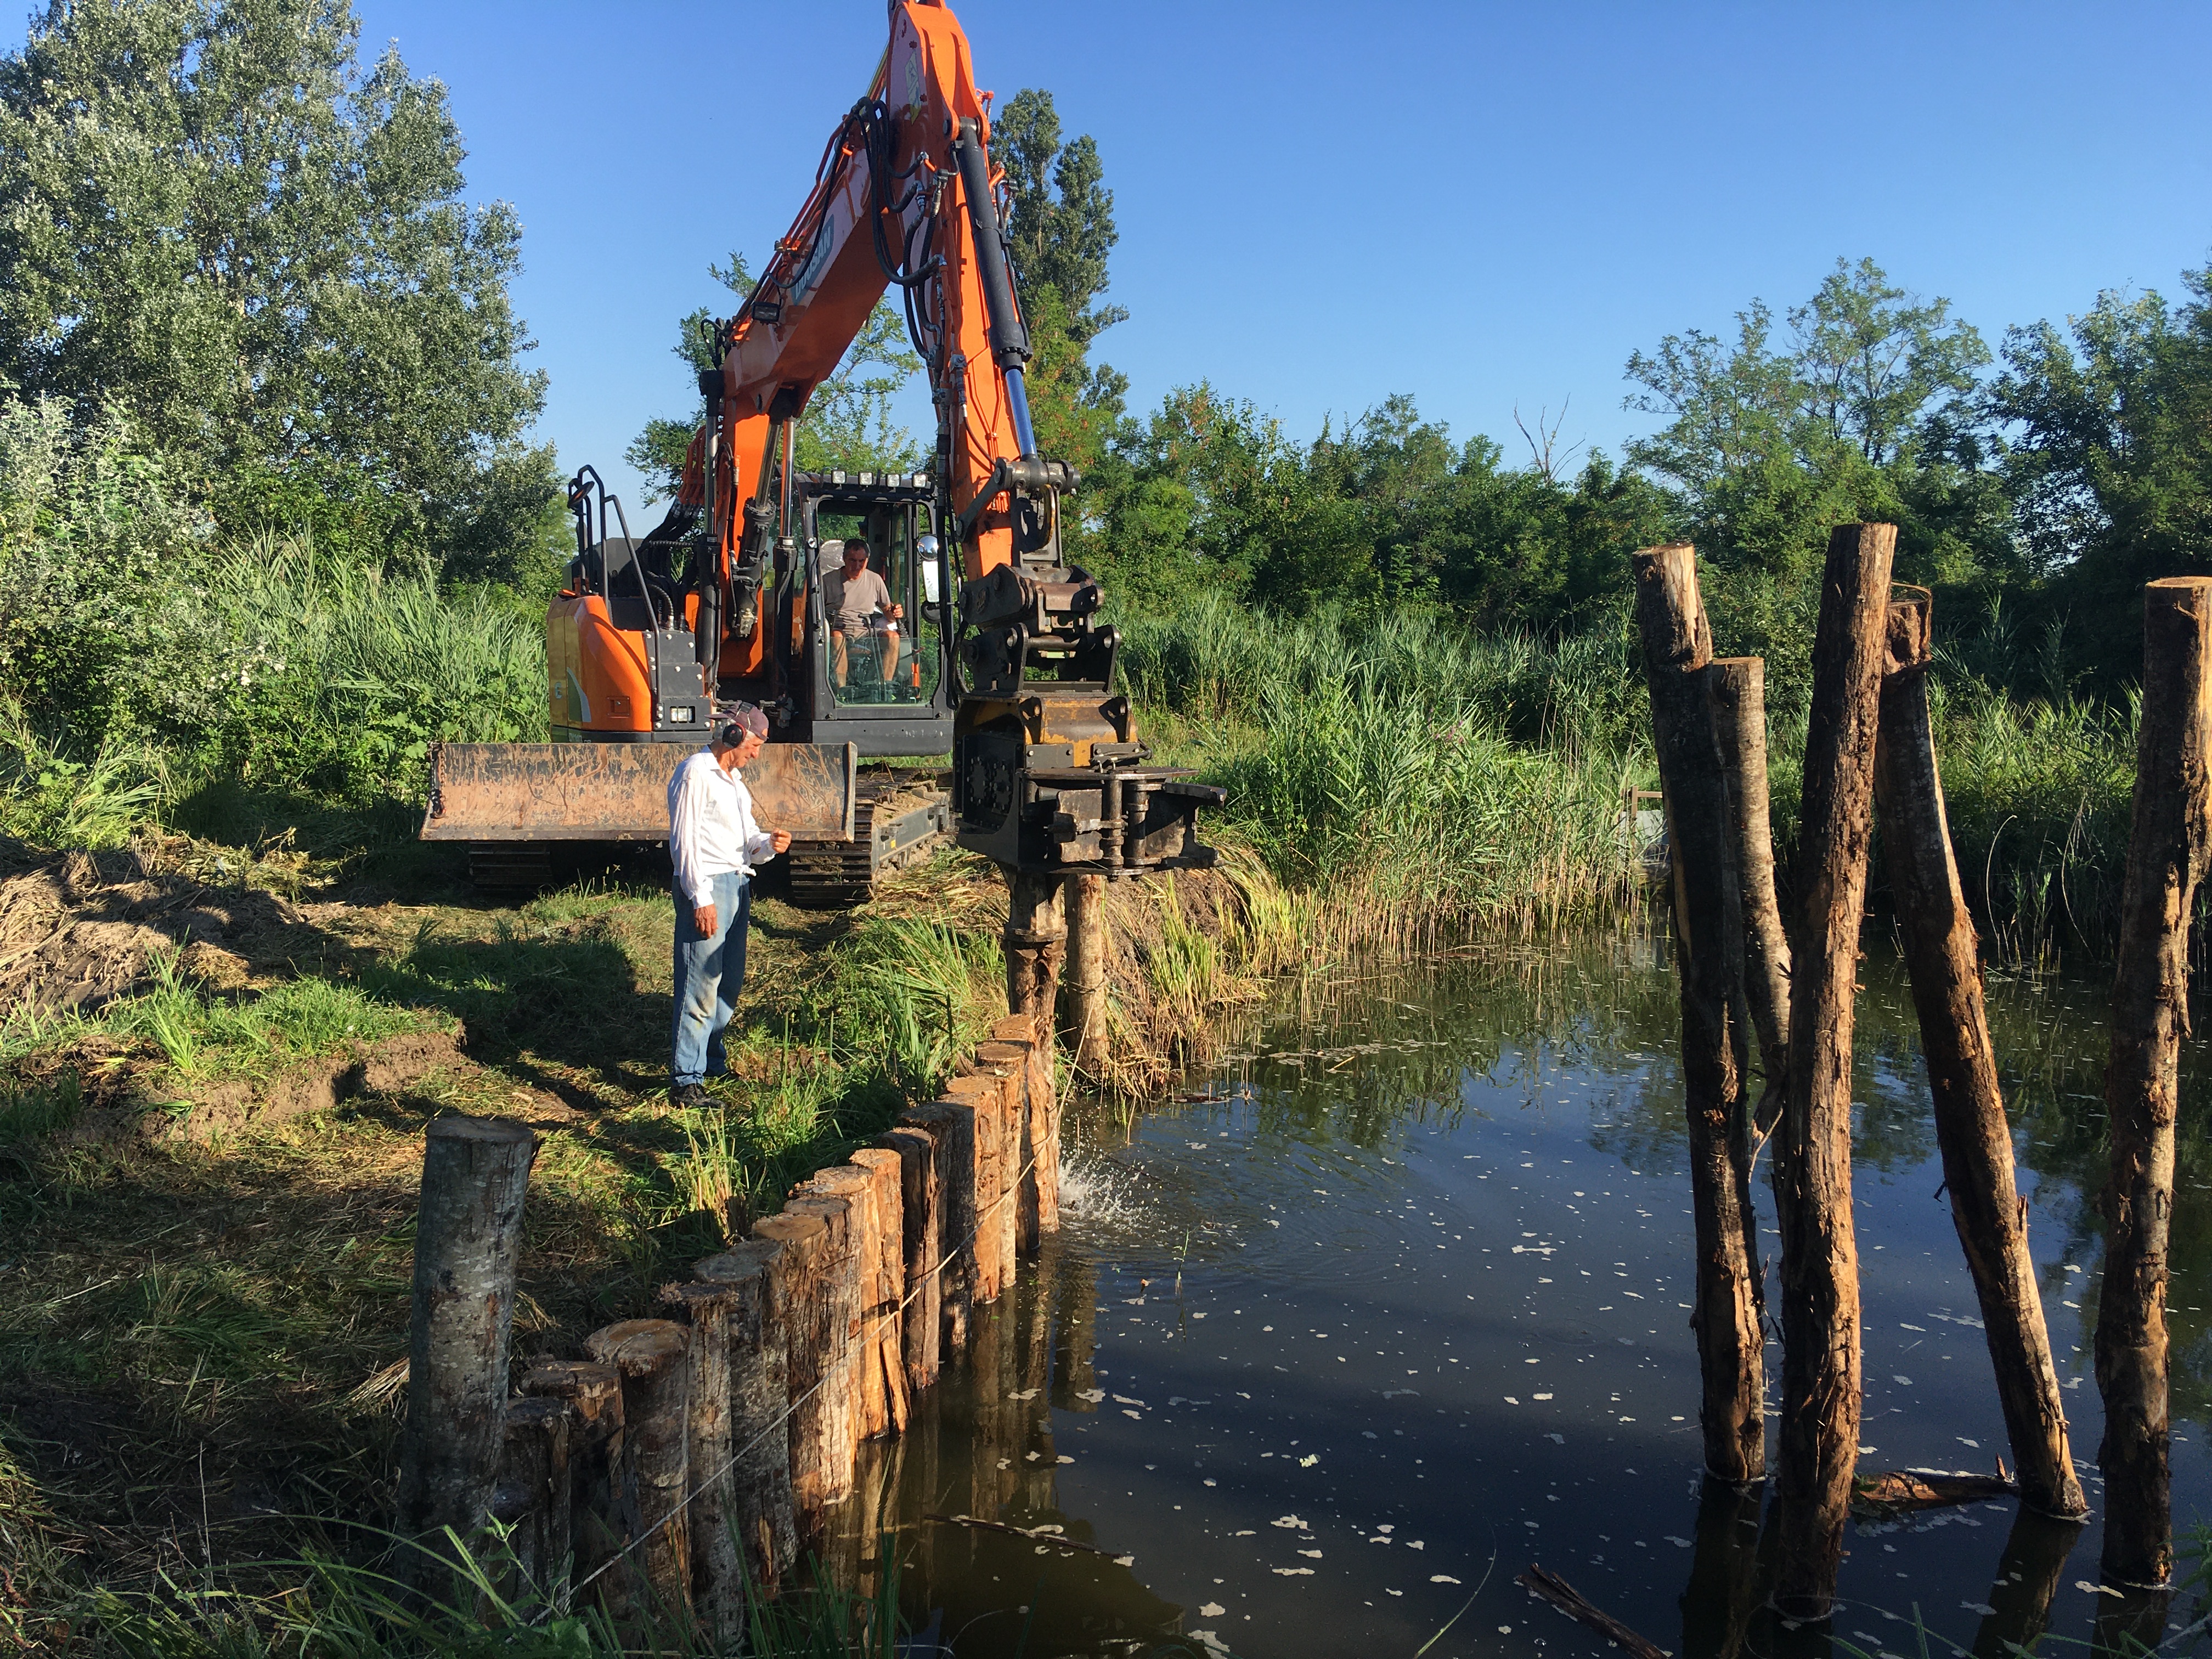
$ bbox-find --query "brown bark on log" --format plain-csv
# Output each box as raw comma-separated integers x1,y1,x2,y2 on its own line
583,1319,693,1622
794,1166,882,1442
1852,1467,2017,1514
518,1359,631,1616
694,1240,795,1599
2095,576,2212,1588
489,1395,572,1611
782,1186,861,1515
848,1148,913,1436
396,1114,538,1593
995,1011,1060,1237
752,1209,829,1543
1708,656,1792,1143
1630,543,1764,1485
1772,521,1894,1620
944,1075,1007,1304
888,1106,952,1386
930,1097,979,1352
976,1040,1036,1262
1060,874,1109,1075
1873,595,2086,1520
1003,868,1066,1022
657,1280,740,1638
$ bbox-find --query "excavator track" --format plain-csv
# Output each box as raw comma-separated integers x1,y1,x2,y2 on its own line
785,767,950,909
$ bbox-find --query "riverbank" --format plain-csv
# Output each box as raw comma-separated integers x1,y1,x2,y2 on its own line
0,814,1328,1644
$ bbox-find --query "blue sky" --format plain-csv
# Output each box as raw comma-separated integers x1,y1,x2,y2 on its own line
22,2,2212,509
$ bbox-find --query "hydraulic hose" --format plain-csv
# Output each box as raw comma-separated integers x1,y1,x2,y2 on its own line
952,118,1038,459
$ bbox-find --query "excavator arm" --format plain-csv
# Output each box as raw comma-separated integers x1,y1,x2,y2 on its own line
671,0,1217,881
427,0,1216,895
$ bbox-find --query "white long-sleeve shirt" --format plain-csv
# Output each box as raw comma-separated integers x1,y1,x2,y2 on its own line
668,748,777,909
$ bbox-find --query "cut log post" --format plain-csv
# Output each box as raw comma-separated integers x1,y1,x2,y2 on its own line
1003,867,1067,1024
2095,575,2212,1589
1630,543,1763,1486
489,1395,573,1612
975,1040,1035,1265
1772,521,1894,1621
518,1359,631,1616
794,1166,883,1441
657,1280,740,1638
943,1075,1006,1305
994,1013,1060,1239
880,1116,945,1391
1873,592,2086,1521
396,1114,538,1593
583,1319,693,1622
930,1097,979,1353
1708,656,1792,1143
1060,873,1109,1075
752,1210,829,1536
780,1186,861,1517
695,1240,795,1600
847,1148,913,1436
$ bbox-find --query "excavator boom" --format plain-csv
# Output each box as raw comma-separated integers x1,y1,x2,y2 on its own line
424,0,1216,897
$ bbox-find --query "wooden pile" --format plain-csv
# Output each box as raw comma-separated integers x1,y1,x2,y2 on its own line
392,1011,1060,1637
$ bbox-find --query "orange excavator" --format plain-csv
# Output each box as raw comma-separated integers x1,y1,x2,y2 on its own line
420,0,1217,911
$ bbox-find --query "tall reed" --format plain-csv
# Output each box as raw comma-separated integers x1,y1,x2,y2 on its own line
1120,596,1646,946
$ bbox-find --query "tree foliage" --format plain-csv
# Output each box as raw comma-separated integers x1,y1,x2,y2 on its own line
627,255,924,503
0,0,558,574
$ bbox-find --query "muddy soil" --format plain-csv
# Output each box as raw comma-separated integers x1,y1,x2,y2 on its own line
0,836,328,1018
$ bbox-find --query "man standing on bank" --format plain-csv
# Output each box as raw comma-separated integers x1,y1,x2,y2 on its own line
668,706,792,1108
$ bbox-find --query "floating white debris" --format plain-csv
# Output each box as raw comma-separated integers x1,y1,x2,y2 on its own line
1893,1375,1914,1386
2077,1582,2124,1598
1199,1602,1226,1618
1272,1515,1307,1530
1273,1567,1315,1576
1431,1575,1461,1584
1406,1540,1425,1551
1298,1548,1323,1558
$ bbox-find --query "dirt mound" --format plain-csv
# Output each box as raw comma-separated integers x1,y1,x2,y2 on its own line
0,837,328,1019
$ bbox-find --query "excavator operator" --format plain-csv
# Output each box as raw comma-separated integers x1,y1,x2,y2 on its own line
821,539,904,691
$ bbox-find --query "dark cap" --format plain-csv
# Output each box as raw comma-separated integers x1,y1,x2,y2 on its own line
715,702,769,746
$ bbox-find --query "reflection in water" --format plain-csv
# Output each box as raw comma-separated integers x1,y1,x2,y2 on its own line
823,932,2212,1657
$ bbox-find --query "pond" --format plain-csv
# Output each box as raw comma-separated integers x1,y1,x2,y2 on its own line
821,931,2212,1658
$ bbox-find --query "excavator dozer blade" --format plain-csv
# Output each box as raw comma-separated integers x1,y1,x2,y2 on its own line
420,741,858,843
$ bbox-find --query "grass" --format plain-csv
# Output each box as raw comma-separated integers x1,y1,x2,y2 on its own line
78,1525,912,1657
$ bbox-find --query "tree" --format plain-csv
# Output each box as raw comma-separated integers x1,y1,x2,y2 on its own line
1790,257,1988,465
1622,258,2001,701
625,254,923,504
1985,274,2212,675
995,89,1126,348
0,0,557,572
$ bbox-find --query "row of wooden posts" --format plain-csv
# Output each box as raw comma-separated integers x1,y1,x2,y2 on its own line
1635,528,2209,1616
391,1008,1060,1636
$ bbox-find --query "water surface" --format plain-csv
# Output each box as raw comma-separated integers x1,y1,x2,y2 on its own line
825,933,2212,1657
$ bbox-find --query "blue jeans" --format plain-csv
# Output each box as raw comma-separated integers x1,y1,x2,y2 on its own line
672,870,750,1087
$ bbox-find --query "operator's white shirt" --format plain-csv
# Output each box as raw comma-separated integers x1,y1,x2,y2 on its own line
668,748,777,909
